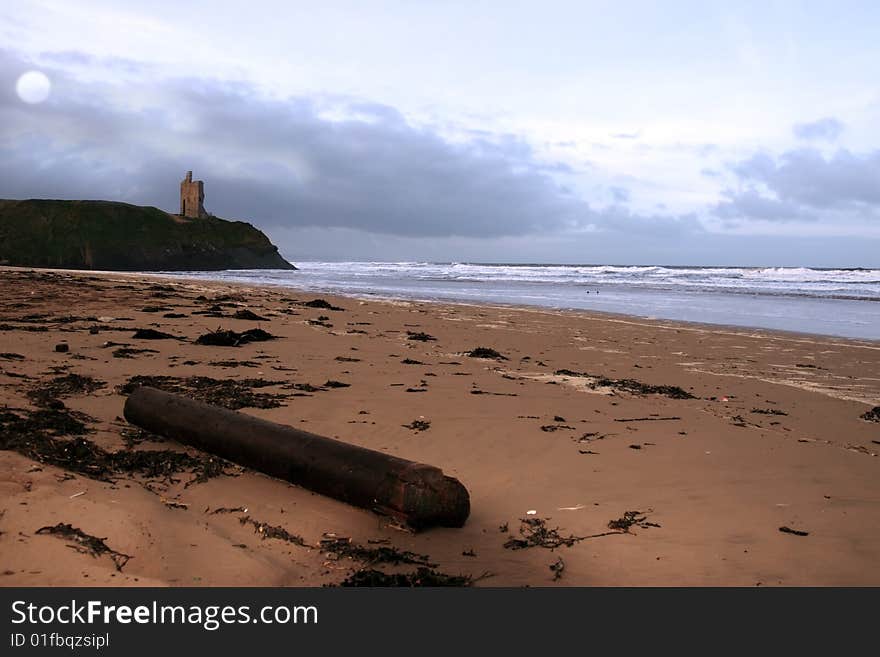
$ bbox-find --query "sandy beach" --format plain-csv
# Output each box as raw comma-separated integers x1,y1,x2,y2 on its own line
1,267,878,587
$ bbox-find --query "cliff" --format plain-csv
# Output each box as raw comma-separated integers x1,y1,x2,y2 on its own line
0,199,295,271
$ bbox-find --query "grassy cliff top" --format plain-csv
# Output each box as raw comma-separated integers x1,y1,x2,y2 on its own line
0,199,294,271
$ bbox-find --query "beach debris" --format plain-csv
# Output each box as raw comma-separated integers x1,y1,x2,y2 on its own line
68,491,86,499
607,511,660,532
335,356,361,362
323,380,350,388
337,567,474,587
503,517,599,550
401,358,424,365
752,408,788,416
614,416,681,423
0,352,25,360
163,313,187,319
28,373,106,405
549,556,565,581
299,299,344,311
403,419,431,432
34,523,131,571
119,375,288,410
406,331,436,342
541,424,576,432
208,359,258,368
779,526,809,537
557,504,586,511
114,346,160,359
232,309,268,321
320,534,433,566
466,347,507,360
207,506,247,515
860,406,880,423
54,343,69,352
554,369,695,399
194,327,276,347
240,516,309,547
462,549,477,557
1,403,233,484
628,444,643,450
123,386,471,529
132,328,177,340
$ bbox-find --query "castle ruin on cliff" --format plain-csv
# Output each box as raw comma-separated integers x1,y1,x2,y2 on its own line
180,170,208,218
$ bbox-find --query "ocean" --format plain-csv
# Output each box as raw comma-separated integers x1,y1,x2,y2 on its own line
165,262,880,341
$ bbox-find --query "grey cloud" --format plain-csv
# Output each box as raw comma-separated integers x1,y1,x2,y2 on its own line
714,146,880,224
792,117,844,141
0,49,701,246
609,186,630,203
714,188,811,223
730,148,880,209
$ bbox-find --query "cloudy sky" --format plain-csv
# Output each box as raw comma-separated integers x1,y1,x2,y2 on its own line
2,0,879,266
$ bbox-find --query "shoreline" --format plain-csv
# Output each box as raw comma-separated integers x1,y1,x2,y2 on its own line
4,266,878,347
1,267,879,586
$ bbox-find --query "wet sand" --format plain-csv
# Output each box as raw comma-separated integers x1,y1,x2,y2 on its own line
1,267,879,586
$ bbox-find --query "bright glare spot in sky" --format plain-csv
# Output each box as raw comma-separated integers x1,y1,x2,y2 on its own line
15,70,51,104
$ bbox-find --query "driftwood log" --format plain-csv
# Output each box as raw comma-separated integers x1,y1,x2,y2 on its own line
123,386,469,529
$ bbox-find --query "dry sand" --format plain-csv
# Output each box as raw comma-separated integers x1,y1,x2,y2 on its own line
1,267,878,586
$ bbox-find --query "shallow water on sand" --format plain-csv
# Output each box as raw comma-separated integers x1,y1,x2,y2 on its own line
159,262,880,341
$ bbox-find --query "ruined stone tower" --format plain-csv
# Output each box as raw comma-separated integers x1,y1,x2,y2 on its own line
179,170,207,218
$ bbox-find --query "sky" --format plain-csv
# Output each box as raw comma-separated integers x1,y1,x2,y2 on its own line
1,0,879,266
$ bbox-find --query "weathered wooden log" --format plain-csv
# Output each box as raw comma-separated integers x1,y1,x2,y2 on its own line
123,386,469,529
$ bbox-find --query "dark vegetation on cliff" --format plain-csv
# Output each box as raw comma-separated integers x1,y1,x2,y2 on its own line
0,199,295,271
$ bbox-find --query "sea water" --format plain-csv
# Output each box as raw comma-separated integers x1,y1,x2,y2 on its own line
162,262,880,341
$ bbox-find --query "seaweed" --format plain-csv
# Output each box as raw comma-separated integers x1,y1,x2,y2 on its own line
403,420,431,432
335,356,361,362
233,309,268,321
607,511,660,532
35,523,131,571
239,516,309,547
779,526,809,537
337,567,472,587
554,369,695,399
751,408,788,416
208,360,258,368
323,380,350,388
503,518,591,550
406,331,436,342
320,535,434,567
1,410,230,483
401,358,424,365
195,328,276,347
549,556,565,581
28,373,106,405
860,406,880,423
113,347,158,359
466,347,508,360
119,375,288,409
0,352,24,360
132,328,177,340
299,299,344,311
